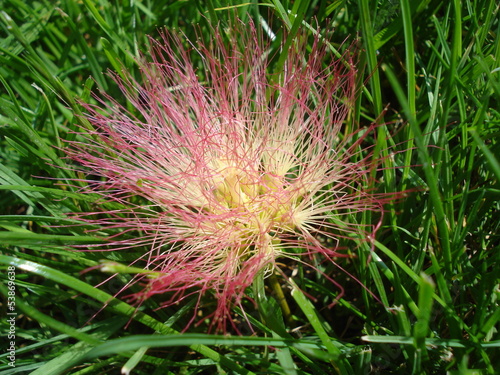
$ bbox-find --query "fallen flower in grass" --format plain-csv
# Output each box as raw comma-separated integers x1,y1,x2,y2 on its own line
66,20,399,331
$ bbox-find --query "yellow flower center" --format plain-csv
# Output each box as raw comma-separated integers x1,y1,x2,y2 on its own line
207,157,297,255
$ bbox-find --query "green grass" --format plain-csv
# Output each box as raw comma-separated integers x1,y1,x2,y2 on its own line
1,0,499,374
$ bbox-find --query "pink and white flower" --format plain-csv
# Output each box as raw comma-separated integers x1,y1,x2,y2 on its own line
66,21,397,331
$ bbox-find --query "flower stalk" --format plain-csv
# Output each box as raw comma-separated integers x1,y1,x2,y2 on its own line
269,273,293,325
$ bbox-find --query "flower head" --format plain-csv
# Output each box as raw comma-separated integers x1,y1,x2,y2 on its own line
67,20,395,331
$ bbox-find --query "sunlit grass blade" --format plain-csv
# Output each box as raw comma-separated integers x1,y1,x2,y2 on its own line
412,273,436,369
290,279,352,374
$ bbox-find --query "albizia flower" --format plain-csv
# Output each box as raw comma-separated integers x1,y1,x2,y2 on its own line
66,21,397,331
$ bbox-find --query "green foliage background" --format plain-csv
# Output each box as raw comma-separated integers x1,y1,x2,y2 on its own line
0,0,499,374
